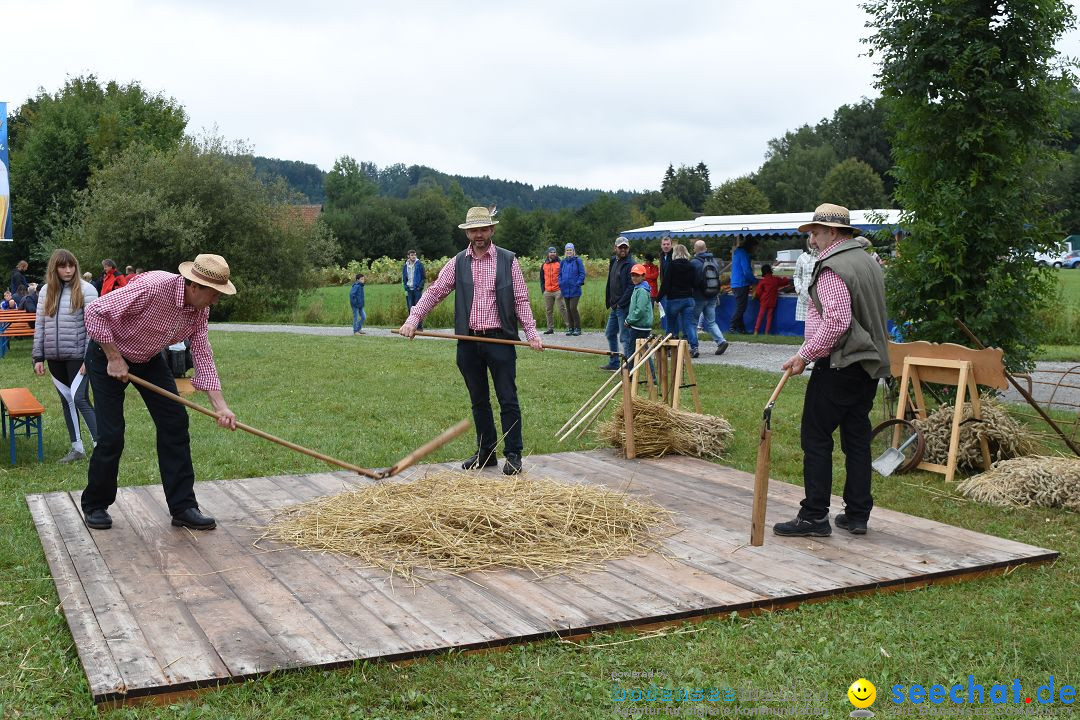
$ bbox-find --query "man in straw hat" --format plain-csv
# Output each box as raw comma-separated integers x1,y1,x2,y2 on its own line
773,204,890,538
399,206,543,475
80,254,239,532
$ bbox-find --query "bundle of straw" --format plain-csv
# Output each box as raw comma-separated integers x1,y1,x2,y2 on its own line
596,396,734,459
914,396,1039,470
259,471,676,582
956,456,1080,511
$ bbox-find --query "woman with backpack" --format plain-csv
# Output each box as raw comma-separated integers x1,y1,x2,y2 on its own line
32,249,100,463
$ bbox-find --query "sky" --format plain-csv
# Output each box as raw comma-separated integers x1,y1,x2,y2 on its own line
5,0,1080,193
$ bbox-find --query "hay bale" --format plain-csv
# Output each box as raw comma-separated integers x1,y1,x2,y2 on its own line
914,396,1039,470
596,395,734,459
956,456,1080,511
259,471,676,582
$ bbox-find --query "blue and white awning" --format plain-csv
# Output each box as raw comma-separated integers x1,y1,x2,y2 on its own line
621,210,905,240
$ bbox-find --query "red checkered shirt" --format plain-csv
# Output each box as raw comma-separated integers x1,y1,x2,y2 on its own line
799,238,852,363
404,244,539,341
84,271,222,391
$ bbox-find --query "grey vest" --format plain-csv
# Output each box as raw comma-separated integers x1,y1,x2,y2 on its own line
454,246,520,338
808,239,891,379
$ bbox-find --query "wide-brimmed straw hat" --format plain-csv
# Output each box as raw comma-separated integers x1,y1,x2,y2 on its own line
458,206,499,229
797,203,860,235
178,254,237,295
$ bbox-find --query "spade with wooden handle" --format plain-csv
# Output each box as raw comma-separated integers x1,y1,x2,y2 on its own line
750,369,792,546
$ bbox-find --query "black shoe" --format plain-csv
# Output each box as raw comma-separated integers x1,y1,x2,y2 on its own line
690,348,700,358
715,341,729,355
462,449,498,470
834,513,868,535
773,516,832,537
543,328,554,335
565,329,575,336
600,363,619,372
573,329,582,336
503,454,523,475
172,507,217,530
84,508,112,530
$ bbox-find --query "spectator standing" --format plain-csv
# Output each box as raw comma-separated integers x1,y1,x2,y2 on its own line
397,206,542,476
32,249,99,463
349,273,366,334
600,237,635,371
773,204,891,538
99,259,127,296
690,240,729,355
402,250,425,330
624,263,655,376
751,264,792,334
539,246,567,334
558,242,586,336
124,265,136,283
729,237,758,333
10,260,29,294
657,244,699,357
792,239,818,322
642,253,660,303
658,236,673,331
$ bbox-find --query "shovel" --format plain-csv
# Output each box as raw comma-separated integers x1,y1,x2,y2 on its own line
872,431,920,477
750,369,792,547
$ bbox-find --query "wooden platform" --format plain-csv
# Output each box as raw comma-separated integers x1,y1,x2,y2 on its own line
28,450,1057,706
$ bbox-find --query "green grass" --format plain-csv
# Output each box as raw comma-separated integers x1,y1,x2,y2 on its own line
0,332,1076,718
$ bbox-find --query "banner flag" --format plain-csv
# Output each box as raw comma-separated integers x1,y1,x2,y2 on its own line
1,102,10,241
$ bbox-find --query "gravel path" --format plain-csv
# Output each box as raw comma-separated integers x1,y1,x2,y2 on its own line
210,323,1080,412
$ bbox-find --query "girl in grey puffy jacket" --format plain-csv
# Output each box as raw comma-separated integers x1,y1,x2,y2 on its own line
32,249,100,463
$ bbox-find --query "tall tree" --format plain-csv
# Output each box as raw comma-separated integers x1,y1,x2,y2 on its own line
755,126,838,212
864,0,1076,369
5,75,186,265
704,177,771,215
819,158,887,209
818,98,896,198
661,163,711,212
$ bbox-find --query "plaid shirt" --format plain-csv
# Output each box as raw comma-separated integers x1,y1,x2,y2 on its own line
405,243,538,341
84,271,222,391
799,239,852,363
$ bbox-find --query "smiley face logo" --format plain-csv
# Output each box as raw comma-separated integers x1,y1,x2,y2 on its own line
848,678,877,708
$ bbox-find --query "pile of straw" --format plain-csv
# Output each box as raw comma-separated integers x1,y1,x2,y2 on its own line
956,456,1080,511
596,396,734,459
914,396,1039,470
259,471,675,582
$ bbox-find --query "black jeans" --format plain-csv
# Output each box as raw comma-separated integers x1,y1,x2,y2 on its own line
730,286,750,333
81,341,198,515
799,358,878,522
456,336,523,457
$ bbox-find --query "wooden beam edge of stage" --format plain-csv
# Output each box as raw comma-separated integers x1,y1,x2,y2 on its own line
92,551,1059,708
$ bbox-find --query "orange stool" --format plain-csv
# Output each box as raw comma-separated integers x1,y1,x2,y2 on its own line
0,388,45,464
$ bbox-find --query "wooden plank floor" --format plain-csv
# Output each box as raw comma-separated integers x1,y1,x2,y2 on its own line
27,450,1057,706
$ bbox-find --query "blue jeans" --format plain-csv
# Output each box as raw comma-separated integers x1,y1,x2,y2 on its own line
658,298,670,332
406,288,423,329
352,307,366,333
693,298,725,344
604,307,629,367
666,297,697,350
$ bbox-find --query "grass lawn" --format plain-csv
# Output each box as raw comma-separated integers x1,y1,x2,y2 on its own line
0,332,1076,718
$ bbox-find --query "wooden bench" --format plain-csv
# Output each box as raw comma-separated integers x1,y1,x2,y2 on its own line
0,388,45,464
0,309,36,359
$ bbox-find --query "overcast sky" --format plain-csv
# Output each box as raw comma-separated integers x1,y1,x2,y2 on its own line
6,0,1080,192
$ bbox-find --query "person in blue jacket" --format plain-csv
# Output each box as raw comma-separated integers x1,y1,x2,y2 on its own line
729,237,759,334
349,273,366,335
558,242,586,336
402,250,425,330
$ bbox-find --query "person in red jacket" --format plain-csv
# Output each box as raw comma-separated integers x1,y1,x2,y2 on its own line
99,259,128,296
752,264,792,335
539,246,567,334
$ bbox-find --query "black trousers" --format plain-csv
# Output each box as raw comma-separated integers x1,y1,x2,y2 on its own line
456,336,522,457
799,359,877,522
81,341,198,515
730,286,750,333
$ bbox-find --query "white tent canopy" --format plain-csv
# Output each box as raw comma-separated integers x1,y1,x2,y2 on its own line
620,210,904,240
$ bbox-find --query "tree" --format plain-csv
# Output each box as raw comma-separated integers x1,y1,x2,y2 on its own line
819,98,896,198
324,155,377,210
661,163,711,212
51,137,336,320
864,0,1076,369
704,177,771,215
653,197,695,222
400,187,457,257
5,75,187,266
755,126,838,212
819,158,887,209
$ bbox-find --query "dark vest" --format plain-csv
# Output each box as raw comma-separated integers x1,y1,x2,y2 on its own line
454,246,520,338
808,239,891,378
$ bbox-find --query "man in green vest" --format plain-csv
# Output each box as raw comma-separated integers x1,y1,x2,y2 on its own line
773,203,891,537
398,206,543,475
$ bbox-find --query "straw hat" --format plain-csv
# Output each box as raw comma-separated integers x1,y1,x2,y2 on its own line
458,206,499,229
178,254,237,295
797,203,860,235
